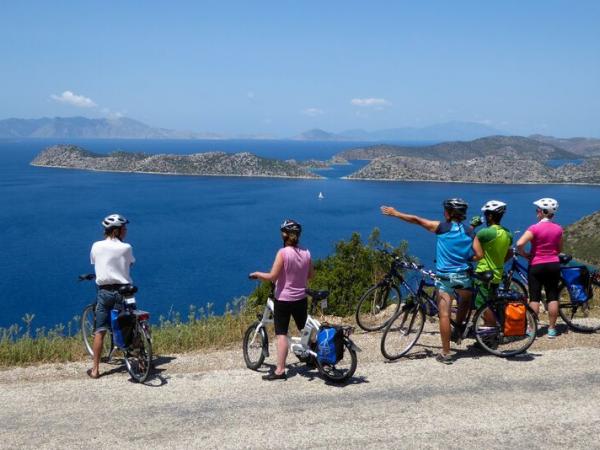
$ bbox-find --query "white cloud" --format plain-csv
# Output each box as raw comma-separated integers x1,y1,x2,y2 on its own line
351,97,391,107
50,90,97,108
301,108,324,117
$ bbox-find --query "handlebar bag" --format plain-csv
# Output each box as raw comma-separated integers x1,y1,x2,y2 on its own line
316,325,344,365
111,309,135,348
503,303,527,337
561,266,592,303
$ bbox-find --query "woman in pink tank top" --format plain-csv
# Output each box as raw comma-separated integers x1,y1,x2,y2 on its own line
517,198,563,338
250,219,314,380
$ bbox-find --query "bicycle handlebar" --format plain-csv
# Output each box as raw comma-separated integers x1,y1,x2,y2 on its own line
78,273,95,281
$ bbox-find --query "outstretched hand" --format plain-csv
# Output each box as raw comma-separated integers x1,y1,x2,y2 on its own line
381,205,398,217
248,273,259,280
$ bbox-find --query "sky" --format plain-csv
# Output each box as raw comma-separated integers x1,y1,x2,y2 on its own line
0,0,599,137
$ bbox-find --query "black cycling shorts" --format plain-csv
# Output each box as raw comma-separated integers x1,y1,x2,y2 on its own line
273,298,308,335
528,262,561,302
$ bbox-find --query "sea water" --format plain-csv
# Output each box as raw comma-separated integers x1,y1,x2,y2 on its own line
1,138,599,328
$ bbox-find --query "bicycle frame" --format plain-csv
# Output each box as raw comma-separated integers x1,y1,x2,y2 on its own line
249,296,360,359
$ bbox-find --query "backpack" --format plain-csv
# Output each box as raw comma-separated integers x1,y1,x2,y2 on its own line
561,266,592,303
316,325,344,365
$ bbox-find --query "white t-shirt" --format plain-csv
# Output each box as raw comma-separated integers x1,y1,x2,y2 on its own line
90,238,135,286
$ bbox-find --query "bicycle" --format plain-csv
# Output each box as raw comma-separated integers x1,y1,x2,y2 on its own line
355,249,408,332
242,287,360,383
380,262,538,359
503,250,600,332
79,274,153,383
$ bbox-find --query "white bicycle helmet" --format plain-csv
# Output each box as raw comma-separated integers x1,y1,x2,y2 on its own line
102,214,129,229
533,198,559,214
481,200,507,214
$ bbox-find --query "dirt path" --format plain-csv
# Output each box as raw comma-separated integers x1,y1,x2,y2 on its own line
1,327,599,449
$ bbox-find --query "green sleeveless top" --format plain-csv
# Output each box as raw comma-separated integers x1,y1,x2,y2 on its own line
475,224,513,284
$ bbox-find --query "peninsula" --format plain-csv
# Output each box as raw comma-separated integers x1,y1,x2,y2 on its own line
31,145,322,179
337,136,600,184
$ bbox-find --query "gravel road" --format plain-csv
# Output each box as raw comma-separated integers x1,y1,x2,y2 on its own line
1,329,599,449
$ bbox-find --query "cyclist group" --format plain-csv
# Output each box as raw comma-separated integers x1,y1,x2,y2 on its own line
88,196,562,378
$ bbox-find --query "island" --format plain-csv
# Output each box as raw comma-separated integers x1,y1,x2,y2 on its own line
31,145,323,179
336,136,600,185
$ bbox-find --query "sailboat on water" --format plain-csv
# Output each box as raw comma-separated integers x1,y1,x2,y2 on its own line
318,192,324,199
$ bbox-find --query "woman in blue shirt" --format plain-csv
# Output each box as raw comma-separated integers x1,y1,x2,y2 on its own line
381,198,482,364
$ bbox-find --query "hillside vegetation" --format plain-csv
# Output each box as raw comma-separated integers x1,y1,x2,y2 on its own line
564,210,600,267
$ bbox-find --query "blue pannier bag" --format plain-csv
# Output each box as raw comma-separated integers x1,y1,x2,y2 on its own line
561,266,591,303
316,325,344,365
111,309,135,348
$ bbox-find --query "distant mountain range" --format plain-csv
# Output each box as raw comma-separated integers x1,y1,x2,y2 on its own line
0,116,222,139
293,121,507,142
529,134,600,157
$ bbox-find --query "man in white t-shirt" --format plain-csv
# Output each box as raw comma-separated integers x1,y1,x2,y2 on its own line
88,214,135,379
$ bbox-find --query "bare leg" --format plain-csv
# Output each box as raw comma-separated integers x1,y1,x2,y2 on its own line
546,300,559,328
91,330,106,377
529,301,540,316
455,288,473,328
275,334,289,375
437,291,452,355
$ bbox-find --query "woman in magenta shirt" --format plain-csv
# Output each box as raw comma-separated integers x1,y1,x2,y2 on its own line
250,219,314,380
517,198,563,338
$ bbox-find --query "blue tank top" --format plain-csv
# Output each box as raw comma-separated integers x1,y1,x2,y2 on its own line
435,221,474,274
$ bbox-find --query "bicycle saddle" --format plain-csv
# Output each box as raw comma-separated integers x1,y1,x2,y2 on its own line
559,253,573,265
119,285,138,296
472,271,494,284
306,289,329,300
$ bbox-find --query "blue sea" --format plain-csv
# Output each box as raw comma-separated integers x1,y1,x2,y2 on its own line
2,138,599,329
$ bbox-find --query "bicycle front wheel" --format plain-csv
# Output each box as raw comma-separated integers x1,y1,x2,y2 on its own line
355,284,402,332
316,339,357,383
124,322,153,383
558,284,600,332
380,303,425,360
473,303,537,357
243,321,268,370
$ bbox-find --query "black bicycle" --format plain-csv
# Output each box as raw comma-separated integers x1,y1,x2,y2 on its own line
79,274,153,383
355,250,408,332
380,262,538,359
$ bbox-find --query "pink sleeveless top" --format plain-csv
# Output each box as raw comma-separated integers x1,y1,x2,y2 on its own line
527,219,563,266
274,246,311,301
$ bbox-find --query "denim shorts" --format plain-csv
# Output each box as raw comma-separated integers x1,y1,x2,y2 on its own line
434,271,472,294
94,289,122,333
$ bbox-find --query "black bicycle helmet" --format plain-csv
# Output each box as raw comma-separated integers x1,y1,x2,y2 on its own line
280,219,302,234
443,198,468,218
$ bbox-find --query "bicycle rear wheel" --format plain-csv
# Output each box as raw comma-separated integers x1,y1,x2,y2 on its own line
501,278,528,300
380,303,425,360
316,339,357,383
473,303,537,357
355,284,402,332
124,322,152,383
242,321,268,370
558,284,600,332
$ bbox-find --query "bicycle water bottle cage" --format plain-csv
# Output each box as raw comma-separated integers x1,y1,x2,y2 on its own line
118,285,138,296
